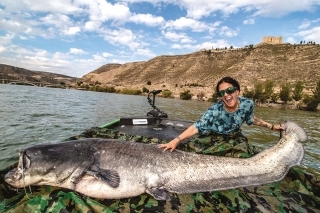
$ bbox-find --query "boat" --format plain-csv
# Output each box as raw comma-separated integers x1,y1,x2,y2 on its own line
1,90,320,213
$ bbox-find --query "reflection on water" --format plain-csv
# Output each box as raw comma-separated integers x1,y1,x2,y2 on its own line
0,84,319,170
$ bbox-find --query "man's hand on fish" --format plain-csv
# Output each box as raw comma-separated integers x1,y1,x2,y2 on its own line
271,124,284,131
158,125,199,152
158,140,179,152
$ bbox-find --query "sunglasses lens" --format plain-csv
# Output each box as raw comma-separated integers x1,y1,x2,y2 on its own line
217,87,237,97
217,91,224,97
226,87,236,94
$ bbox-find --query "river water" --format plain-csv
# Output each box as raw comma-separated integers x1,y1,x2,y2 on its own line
0,84,319,170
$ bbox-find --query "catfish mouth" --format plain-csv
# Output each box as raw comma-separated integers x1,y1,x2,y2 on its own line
5,150,31,184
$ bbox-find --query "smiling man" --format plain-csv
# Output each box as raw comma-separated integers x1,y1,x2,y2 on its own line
158,76,283,153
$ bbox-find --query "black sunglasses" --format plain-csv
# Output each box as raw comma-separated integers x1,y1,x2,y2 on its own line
217,87,237,97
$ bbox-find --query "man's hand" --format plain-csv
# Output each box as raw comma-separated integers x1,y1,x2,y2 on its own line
158,140,179,152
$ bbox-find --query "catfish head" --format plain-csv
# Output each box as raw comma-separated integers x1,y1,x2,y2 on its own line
5,140,97,189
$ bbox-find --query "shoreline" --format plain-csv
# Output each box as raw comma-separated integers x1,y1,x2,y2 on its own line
2,83,319,111
254,102,320,111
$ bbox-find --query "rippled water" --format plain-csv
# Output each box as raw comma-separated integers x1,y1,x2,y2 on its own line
0,84,319,170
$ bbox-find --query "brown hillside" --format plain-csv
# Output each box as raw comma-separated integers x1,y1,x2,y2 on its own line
83,43,320,98
82,62,143,84
0,64,76,86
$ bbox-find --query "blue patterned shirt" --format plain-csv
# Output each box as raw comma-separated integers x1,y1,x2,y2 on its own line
194,96,254,135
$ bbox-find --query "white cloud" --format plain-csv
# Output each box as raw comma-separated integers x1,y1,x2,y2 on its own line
251,0,318,17
39,14,83,36
23,0,82,14
162,31,194,43
198,40,230,49
24,55,49,63
295,26,320,43
171,44,182,49
0,18,29,33
0,34,14,45
84,21,102,31
122,0,320,19
101,28,142,50
219,26,239,37
102,52,114,57
92,54,104,61
70,48,87,55
53,52,71,59
129,13,165,26
24,28,33,34
85,1,131,22
164,17,209,32
40,14,73,28
133,48,156,58
299,18,320,29
243,19,255,25
286,37,297,44
0,12,78,38
35,50,48,57
298,20,311,29
38,27,57,39
181,38,194,43
0,46,5,53
170,39,229,51
63,26,81,35
0,38,104,76
1,0,320,77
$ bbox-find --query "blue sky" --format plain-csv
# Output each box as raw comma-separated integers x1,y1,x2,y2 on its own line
0,0,320,77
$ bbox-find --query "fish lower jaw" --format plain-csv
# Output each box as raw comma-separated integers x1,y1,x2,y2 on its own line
4,170,21,185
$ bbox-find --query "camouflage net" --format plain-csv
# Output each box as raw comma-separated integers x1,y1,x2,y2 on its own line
1,127,320,213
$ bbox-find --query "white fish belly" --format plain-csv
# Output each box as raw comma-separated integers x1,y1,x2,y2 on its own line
74,175,146,199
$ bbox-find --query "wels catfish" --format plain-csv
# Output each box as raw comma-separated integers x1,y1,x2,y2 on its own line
5,120,307,200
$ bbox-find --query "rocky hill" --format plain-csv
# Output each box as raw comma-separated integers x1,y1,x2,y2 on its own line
0,64,76,87
82,43,320,98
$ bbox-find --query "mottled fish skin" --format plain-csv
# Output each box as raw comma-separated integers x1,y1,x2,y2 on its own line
5,120,307,200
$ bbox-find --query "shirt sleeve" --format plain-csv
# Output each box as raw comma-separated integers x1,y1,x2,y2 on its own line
245,99,254,125
194,107,215,135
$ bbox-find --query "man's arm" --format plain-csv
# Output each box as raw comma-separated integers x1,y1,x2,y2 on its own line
253,116,283,131
253,116,272,128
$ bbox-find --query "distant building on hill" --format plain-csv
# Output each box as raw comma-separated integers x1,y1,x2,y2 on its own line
263,36,282,44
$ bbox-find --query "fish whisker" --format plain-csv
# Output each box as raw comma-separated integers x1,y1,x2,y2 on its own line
21,153,32,199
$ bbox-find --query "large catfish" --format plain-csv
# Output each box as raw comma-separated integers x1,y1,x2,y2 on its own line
5,121,307,200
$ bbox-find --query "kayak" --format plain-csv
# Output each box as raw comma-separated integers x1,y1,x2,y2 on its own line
1,90,320,213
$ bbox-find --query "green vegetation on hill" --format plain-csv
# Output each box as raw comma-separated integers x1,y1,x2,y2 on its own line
242,80,320,111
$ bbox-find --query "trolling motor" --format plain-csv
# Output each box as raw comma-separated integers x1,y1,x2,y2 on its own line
147,90,168,122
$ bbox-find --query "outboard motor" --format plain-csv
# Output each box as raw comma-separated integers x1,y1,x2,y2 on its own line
147,90,168,123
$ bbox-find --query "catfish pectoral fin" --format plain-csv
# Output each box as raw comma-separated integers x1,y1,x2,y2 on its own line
59,157,96,190
88,169,120,188
146,188,170,200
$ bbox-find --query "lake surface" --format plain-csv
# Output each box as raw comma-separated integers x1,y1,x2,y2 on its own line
0,84,319,170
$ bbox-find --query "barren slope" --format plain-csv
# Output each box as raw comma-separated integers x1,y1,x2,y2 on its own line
81,43,320,98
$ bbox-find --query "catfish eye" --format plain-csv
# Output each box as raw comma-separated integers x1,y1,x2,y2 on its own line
23,153,31,169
